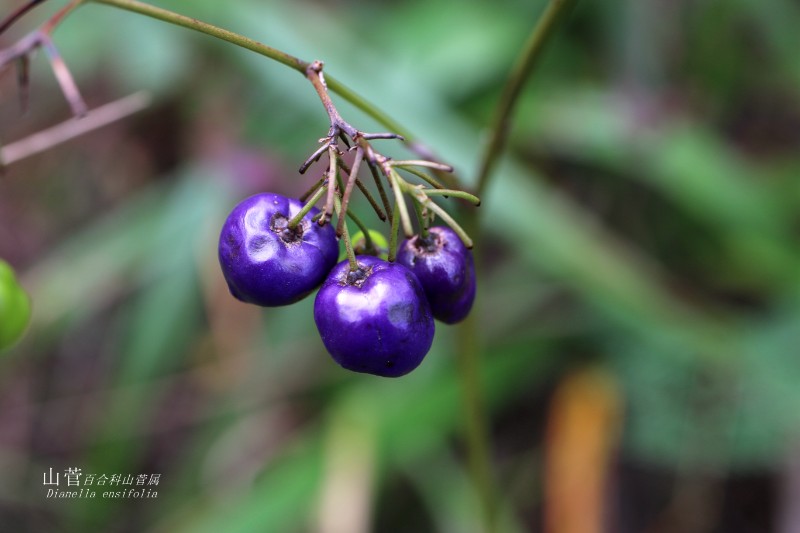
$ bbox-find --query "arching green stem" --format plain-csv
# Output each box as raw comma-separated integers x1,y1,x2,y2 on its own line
89,0,414,142
475,0,578,196
91,0,305,70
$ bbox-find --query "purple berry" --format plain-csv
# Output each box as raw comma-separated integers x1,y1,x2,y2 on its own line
396,226,476,324
314,256,435,377
218,193,339,306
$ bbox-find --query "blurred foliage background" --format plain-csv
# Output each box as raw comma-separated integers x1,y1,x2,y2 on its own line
1,0,800,532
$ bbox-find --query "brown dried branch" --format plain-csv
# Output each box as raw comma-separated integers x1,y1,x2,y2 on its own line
1,92,151,167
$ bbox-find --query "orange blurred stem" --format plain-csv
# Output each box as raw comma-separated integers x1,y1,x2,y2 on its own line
544,368,621,533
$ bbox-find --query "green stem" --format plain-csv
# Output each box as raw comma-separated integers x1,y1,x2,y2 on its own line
345,209,372,250
368,160,393,223
456,308,497,533
392,160,453,172
387,199,400,262
298,176,325,202
91,0,304,70
395,165,446,190
336,148,363,237
460,4,578,529
474,0,578,196
411,196,429,238
417,194,473,248
287,184,326,229
354,177,386,221
333,194,357,271
423,189,481,205
388,169,414,237
458,26,580,520
88,0,414,142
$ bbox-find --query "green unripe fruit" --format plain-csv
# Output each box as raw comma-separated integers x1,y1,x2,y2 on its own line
340,230,389,261
0,260,31,350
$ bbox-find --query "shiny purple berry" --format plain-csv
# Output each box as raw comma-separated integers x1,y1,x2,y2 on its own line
314,256,435,377
396,226,476,324
218,193,339,306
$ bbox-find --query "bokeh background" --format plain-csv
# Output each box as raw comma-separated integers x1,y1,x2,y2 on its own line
2,0,800,532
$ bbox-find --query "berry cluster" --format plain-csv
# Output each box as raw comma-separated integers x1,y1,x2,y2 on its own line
218,193,475,377
217,61,478,377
